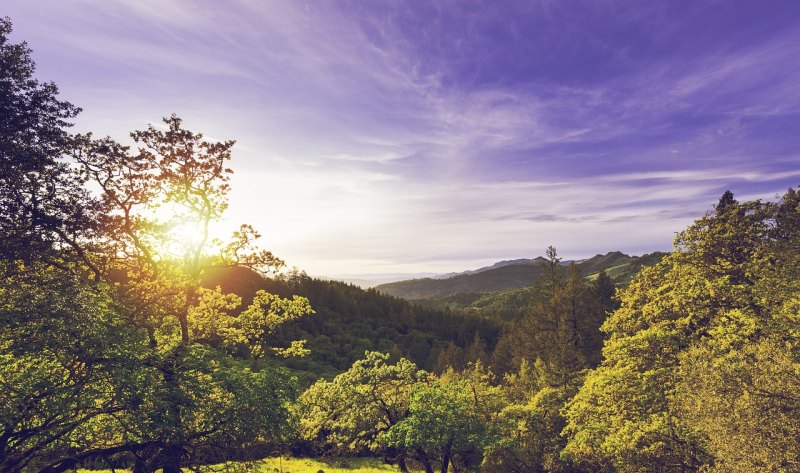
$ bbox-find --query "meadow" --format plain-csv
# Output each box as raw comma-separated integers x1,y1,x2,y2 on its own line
81,458,410,473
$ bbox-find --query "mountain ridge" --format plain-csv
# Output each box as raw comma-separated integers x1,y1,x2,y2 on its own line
375,251,666,300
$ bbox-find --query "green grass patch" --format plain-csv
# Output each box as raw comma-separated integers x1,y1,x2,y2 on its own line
255,457,408,472
80,457,411,473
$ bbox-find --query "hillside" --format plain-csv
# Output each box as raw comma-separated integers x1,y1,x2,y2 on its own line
434,257,550,279
201,267,502,385
376,251,666,300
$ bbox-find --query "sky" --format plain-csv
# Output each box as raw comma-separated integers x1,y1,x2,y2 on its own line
5,0,800,277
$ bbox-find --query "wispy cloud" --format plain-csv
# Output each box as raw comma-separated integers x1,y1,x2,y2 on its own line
6,0,800,274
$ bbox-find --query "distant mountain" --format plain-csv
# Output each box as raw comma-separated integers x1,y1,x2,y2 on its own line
434,257,550,279
375,251,667,300
321,273,441,289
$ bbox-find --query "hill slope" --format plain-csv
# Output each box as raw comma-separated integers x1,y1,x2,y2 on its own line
376,251,666,300
201,267,501,384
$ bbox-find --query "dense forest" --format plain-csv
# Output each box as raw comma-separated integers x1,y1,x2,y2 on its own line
3,18,800,473
202,267,504,385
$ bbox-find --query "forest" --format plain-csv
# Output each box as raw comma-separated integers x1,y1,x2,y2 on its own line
3,18,800,473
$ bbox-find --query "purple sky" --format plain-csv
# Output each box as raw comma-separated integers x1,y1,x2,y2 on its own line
6,1,800,276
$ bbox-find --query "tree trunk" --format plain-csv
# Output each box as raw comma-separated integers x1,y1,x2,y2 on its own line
132,455,151,473
440,437,454,473
161,358,184,473
161,445,182,473
440,451,450,473
416,448,434,473
397,455,408,473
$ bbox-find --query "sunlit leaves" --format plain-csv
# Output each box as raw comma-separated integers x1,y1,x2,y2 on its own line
482,360,578,473
0,262,145,471
385,364,508,473
220,224,285,274
237,290,314,360
298,352,426,456
299,354,510,473
675,338,800,471
188,287,242,345
563,189,800,472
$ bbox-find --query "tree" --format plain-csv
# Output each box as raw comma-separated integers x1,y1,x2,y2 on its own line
235,290,314,364
0,19,135,472
464,332,489,367
0,17,96,272
493,250,606,385
434,341,465,373
563,189,800,471
483,357,587,472
562,254,712,472
715,189,737,211
674,338,800,471
298,352,427,473
592,269,617,315
479,249,613,473
670,189,800,472
1,18,313,470
384,364,507,473
61,116,313,473
0,262,145,472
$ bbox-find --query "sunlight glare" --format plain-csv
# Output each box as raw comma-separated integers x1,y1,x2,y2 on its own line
146,201,231,259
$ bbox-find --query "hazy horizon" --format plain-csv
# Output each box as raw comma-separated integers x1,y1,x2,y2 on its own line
6,1,800,275
319,249,665,285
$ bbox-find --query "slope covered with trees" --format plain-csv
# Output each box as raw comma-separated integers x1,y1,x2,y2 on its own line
375,251,665,301
0,20,503,471
202,266,503,385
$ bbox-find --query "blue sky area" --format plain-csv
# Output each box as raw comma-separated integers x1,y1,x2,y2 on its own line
6,1,800,275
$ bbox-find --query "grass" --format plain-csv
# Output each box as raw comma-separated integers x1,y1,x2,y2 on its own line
255,457,408,473
80,457,412,473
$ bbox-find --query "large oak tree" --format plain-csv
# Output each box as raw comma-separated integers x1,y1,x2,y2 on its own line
0,18,313,473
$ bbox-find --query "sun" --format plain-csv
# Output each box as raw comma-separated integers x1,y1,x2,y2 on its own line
145,202,228,259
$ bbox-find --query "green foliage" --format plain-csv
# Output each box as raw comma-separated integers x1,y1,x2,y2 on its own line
0,19,312,472
0,19,132,470
0,17,91,268
65,113,314,473
7,15,800,473
298,352,426,471
300,354,508,473
0,263,145,471
490,257,610,378
237,291,315,359
384,365,508,473
668,189,800,472
206,273,504,384
563,189,800,472
674,338,800,472
562,255,717,471
482,360,582,473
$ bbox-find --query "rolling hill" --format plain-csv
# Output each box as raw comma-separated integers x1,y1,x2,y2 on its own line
375,251,666,300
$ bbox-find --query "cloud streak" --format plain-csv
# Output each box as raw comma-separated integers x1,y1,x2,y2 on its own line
5,0,800,274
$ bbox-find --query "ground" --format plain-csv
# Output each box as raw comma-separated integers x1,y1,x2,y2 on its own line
81,457,413,473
